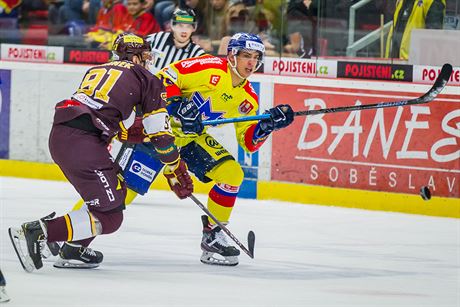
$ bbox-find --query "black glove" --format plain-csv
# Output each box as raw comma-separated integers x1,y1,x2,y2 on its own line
170,97,204,135
258,104,294,134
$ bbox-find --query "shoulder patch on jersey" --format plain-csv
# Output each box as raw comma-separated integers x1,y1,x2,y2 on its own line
209,75,220,86
238,99,254,114
243,81,258,103
176,55,227,74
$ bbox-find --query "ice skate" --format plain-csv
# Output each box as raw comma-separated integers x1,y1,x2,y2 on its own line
34,212,60,259
200,215,240,266
0,270,10,303
0,286,9,303
9,220,47,272
54,243,103,269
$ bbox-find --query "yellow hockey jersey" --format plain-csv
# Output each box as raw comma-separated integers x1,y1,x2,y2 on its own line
157,54,266,152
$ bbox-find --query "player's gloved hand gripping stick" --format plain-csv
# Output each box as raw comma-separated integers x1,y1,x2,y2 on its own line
169,96,204,135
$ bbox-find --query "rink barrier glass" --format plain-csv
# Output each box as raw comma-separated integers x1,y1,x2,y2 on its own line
0,1,459,65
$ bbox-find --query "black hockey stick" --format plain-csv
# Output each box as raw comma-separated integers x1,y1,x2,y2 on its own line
189,194,255,258
203,63,453,126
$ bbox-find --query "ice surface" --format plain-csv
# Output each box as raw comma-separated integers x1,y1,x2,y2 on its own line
0,177,459,307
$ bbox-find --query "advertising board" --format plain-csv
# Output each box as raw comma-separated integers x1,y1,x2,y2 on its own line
272,84,459,198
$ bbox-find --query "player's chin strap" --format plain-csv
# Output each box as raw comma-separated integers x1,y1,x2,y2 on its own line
228,54,246,81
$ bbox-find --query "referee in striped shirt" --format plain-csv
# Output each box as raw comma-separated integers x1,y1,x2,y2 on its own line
146,8,206,74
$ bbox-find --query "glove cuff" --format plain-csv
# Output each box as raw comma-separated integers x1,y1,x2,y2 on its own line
254,120,273,137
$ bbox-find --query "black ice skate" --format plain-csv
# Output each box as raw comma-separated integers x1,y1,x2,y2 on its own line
9,219,47,273
200,215,240,266
38,212,60,258
53,243,103,269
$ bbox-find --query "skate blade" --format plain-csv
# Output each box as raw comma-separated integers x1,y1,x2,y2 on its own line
0,286,10,303
53,258,100,269
8,227,36,273
200,251,238,266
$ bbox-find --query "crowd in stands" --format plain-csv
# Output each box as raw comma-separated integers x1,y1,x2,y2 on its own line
0,0,454,59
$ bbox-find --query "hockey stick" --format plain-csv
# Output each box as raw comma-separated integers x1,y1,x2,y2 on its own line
203,63,453,126
189,194,255,259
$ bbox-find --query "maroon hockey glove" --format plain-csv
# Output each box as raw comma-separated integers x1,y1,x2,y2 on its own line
118,117,149,143
163,159,194,199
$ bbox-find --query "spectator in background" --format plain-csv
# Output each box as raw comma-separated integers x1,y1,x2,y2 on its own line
385,0,445,60
181,0,206,35
223,0,255,36
217,0,276,56
207,0,228,42
49,0,101,34
83,0,101,24
153,0,177,30
0,0,20,30
284,0,317,58
122,0,160,36
85,0,128,49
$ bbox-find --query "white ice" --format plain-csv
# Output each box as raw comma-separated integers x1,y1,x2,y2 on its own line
0,177,459,307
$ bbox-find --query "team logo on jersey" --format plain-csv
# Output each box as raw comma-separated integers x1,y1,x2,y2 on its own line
209,75,220,86
205,136,223,149
190,92,224,121
238,99,254,114
221,93,233,102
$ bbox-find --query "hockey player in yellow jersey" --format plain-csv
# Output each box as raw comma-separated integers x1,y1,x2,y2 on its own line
156,33,294,266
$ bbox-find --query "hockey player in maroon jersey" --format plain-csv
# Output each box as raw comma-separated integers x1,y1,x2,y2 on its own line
8,33,193,272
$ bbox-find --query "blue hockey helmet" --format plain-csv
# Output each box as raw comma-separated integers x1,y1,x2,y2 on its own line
227,32,265,72
227,33,265,57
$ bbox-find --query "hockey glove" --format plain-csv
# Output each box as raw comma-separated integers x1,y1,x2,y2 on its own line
117,117,149,143
257,104,294,134
170,97,204,135
163,159,194,199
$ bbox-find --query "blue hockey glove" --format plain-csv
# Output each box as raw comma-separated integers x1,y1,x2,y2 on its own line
257,104,294,134
170,97,204,135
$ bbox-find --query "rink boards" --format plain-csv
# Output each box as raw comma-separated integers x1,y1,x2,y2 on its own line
0,61,458,218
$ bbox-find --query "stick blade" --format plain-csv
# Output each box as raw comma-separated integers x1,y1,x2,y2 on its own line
247,231,255,259
419,63,453,103
438,63,453,83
